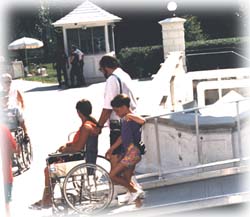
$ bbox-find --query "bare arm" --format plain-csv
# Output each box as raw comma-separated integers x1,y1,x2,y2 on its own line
61,125,90,153
97,108,112,128
70,55,74,64
125,113,145,125
17,90,24,109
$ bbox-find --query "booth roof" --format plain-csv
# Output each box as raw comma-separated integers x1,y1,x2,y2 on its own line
53,0,122,27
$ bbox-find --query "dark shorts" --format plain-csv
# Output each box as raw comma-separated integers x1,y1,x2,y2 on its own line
109,120,124,155
4,183,13,203
110,130,125,155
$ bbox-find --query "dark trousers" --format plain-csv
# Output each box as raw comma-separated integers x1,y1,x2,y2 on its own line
110,130,123,155
56,65,68,86
70,64,81,87
86,136,98,175
79,60,85,85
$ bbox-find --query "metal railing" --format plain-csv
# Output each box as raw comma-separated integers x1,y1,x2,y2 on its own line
187,50,250,62
137,98,250,180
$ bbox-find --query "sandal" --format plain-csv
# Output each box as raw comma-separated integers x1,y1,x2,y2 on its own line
29,200,43,210
29,200,52,210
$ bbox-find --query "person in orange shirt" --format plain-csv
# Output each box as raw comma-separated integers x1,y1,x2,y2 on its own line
0,124,17,217
29,99,98,210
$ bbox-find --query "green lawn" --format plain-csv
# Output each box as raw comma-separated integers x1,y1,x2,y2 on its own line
23,63,58,83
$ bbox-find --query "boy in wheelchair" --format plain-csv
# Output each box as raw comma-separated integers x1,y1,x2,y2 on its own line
30,99,98,210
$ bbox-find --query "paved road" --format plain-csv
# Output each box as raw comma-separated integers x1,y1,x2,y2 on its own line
8,79,250,217
9,79,152,217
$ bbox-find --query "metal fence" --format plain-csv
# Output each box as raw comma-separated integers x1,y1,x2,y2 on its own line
137,98,250,181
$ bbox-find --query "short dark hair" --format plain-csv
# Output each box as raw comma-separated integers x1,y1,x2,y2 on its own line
76,99,92,117
71,45,77,50
99,55,120,69
111,94,130,108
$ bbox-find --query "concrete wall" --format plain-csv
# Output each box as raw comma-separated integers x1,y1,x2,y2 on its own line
137,113,240,174
83,54,106,84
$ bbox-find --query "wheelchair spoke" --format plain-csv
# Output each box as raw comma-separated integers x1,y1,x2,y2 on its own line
62,163,113,215
11,127,33,175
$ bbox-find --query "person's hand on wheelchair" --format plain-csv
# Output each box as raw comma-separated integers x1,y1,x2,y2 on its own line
57,143,72,153
105,147,114,160
57,145,65,153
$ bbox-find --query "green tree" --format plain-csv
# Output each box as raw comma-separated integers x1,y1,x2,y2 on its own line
184,15,208,42
36,0,58,62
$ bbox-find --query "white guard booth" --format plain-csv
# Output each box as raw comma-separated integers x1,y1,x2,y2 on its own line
52,0,121,84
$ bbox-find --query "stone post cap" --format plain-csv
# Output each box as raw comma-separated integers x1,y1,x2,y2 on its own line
159,17,186,25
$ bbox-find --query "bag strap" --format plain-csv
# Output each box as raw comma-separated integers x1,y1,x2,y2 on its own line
110,73,137,110
111,74,122,94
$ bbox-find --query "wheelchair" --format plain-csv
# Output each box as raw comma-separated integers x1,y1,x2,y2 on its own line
46,150,114,215
11,127,33,176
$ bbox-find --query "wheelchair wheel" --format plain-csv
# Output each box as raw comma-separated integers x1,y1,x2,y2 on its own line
12,151,24,176
62,163,113,215
12,131,25,175
21,139,33,168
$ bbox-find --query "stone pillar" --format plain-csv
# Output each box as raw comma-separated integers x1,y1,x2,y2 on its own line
159,17,187,110
159,17,186,57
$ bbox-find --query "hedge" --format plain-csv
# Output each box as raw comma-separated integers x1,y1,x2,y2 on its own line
117,37,249,78
117,45,164,79
186,37,249,53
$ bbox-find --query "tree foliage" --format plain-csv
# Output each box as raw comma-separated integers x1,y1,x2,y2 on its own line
184,15,208,42
36,0,58,62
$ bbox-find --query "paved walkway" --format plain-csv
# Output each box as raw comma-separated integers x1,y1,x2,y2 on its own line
7,79,250,217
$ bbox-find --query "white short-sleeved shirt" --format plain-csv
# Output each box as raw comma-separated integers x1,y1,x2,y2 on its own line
103,68,137,122
8,87,19,108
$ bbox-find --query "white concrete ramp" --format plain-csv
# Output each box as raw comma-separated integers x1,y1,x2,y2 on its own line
137,51,185,115
107,173,250,216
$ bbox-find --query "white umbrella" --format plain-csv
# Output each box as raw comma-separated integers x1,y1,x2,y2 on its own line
8,37,44,71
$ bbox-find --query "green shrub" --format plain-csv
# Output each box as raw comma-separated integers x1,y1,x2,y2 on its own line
22,37,249,82
117,37,249,78
117,45,164,79
186,37,249,52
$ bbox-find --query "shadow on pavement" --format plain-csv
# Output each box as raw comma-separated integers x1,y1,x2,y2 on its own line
24,84,94,93
25,85,63,93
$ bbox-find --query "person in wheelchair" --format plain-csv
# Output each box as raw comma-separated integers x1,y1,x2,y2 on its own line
1,91,30,172
30,98,98,210
0,91,28,136
1,73,25,110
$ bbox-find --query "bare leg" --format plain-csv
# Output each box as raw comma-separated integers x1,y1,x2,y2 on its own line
109,162,136,193
122,165,135,184
42,167,52,206
110,154,120,171
30,167,52,209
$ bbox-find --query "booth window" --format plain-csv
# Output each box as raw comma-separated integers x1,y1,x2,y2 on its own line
67,26,106,55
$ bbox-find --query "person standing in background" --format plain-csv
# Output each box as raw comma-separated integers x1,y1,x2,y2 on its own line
54,46,69,88
71,45,85,86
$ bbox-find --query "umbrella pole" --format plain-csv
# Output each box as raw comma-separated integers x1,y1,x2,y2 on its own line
25,49,28,74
